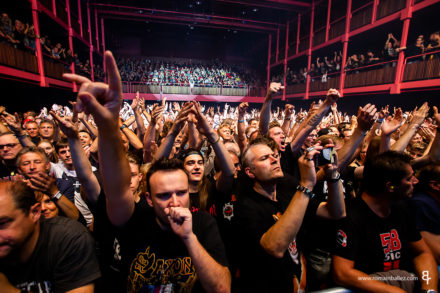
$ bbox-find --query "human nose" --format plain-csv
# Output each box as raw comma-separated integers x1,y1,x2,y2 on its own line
170,194,178,207
412,176,419,185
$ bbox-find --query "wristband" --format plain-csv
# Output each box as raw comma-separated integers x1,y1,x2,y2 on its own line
52,191,62,201
120,124,128,131
17,133,28,138
238,119,244,123
296,185,315,198
377,118,384,123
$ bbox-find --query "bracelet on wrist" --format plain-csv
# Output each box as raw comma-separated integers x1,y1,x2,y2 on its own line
377,118,384,123
120,124,128,131
51,191,62,201
296,185,315,198
238,119,244,123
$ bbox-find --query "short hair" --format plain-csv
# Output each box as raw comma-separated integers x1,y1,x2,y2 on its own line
241,136,277,169
16,146,49,167
0,181,37,215
0,131,17,139
248,118,258,125
24,120,38,128
145,158,187,194
362,151,411,195
55,138,69,153
316,134,344,147
269,120,281,130
126,151,141,166
39,119,54,127
178,148,204,163
416,163,440,193
78,130,91,137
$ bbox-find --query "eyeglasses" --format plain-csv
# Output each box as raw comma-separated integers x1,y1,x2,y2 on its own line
0,143,18,149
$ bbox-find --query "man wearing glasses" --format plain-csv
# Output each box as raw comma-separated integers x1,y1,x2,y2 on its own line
0,132,22,180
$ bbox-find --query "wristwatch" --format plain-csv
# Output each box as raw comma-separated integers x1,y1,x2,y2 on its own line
296,185,315,198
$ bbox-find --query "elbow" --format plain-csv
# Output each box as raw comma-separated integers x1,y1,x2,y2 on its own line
260,236,285,259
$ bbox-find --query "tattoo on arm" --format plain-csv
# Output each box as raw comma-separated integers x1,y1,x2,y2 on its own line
307,114,320,127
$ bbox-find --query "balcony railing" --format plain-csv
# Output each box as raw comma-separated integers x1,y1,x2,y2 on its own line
403,49,440,82
124,82,250,96
309,71,341,92
0,42,39,73
344,60,397,88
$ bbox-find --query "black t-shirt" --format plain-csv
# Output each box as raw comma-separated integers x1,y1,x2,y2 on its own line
0,217,100,293
334,197,421,274
233,175,320,292
118,203,228,293
0,160,18,181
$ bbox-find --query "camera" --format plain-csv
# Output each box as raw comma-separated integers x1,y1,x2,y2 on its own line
317,147,335,166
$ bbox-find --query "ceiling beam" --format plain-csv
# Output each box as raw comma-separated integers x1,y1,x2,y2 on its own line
215,0,311,10
98,9,279,31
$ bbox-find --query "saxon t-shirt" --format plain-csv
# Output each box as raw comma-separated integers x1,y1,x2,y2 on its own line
233,175,320,292
118,204,229,293
334,198,421,274
0,217,100,293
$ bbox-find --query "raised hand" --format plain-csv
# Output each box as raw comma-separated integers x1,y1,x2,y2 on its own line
326,88,340,104
381,108,403,136
50,110,78,138
238,102,249,116
356,103,377,132
1,112,22,133
63,51,122,129
409,102,429,126
284,104,295,117
267,82,284,98
433,106,440,125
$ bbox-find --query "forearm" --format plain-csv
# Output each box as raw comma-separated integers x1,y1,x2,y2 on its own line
291,101,331,152
391,124,419,152
413,252,438,290
79,118,98,139
427,130,440,161
260,191,310,258
333,264,405,293
281,118,291,135
337,127,367,172
187,122,201,149
57,195,80,220
258,97,272,135
184,233,231,293
121,127,143,150
380,134,391,154
16,132,35,147
143,123,157,163
123,115,136,127
134,111,146,139
322,180,346,219
153,131,178,160
67,137,101,204
98,124,134,226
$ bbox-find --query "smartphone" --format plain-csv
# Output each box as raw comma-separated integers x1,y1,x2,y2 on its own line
318,147,335,166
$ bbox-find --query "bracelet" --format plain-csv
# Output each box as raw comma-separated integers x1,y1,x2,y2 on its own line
120,124,128,131
52,191,62,201
209,135,220,144
377,118,384,123
296,185,315,198
238,119,244,123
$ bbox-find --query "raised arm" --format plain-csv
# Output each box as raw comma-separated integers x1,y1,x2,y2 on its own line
194,102,234,194
260,146,321,258
142,104,160,163
237,102,248,153
50,111,101,206
259,82,284,135
153,103,193,160
1,112,35,147
290,88,339,152
391,103,429,152
336,104,376,172
63,51,133,227
380,108,403,153
281,104,294,136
